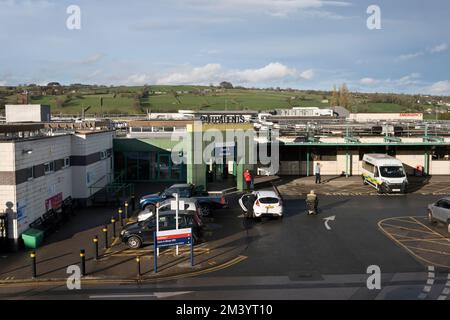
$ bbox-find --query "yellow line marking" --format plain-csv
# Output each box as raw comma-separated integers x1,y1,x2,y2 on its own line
389,217,426,225
380,223,437,235
103,237,121,254
378,216,450,269
0,255,248,288
400,239,450,247
387,233,443,241
406,246,450,257
410,217,450,243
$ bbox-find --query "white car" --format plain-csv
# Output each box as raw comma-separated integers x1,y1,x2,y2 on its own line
137,198,199,222
427,197,450,234
239,190,283,219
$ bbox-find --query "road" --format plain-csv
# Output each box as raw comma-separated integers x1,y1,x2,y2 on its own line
1,194,449,300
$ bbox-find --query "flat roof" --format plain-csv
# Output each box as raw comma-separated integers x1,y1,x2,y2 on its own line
128,120,194,127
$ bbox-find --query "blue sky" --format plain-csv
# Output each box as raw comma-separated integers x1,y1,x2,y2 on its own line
0,0,449,95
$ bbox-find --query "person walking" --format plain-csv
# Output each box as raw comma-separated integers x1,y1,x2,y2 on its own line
314,162,321,184
244,169,252,192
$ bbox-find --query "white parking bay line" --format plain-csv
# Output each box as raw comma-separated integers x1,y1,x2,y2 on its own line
90,294,157,299
90,291,192,299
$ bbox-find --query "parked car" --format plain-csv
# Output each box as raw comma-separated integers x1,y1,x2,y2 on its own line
137,198,204,228
120,211,202,249
427,197,450,234
139,183,227,216
239,190,283,219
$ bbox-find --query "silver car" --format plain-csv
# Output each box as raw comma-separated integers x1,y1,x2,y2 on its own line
427,197,450,234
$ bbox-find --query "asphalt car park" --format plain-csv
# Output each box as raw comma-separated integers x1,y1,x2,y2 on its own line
1,181,450,300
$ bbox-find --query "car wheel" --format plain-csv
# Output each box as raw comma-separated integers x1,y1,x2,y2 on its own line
200,205,211,217
362,177,368,185
427,210,437,224
127,236,142,249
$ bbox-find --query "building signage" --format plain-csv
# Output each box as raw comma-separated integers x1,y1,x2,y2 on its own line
199,114,247,124
214,142,235,158
154,227,194,273
156,228,192,248
45,192,63,211
16,201,27,222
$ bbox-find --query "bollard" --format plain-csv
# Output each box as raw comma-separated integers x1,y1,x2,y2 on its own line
111,217,116,238
118,207,123,227
131,194,136,212
93,236,99,260
30,251,37,278
80,249,86,276
136,256,141,278
124,201,129,220
102,226,109,249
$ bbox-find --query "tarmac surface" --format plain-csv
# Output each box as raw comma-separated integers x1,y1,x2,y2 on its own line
0,178,449,300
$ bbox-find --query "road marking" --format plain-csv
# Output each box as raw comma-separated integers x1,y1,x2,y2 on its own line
410,217,450,244
381,223,437,235
378,217,450,269
418,266,435,300
0,255,248,288
401,239,450,247
437,274,450,300
89,291,192,299
323,216,335,230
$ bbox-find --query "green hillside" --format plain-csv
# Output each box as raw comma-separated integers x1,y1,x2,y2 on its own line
1,84,449,119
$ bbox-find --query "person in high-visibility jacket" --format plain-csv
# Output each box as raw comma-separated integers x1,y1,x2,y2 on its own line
244,169,252,192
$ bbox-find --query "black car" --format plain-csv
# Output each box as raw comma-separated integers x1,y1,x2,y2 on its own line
120,211,202,249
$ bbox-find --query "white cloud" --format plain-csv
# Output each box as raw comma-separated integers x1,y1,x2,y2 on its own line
396,73,421,86
183,0,350,17
156,62,313,85
397,51,423,61
126,73,151,85
428,80,450,95
357,73,422,89
79,53,105,65
233,62,297,82
397,43,448,61
156,63,222,85
299,69,314,80
0,80,6,86
359,77,379,85
429,43,448,54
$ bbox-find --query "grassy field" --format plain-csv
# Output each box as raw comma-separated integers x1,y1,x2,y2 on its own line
0,85,445,116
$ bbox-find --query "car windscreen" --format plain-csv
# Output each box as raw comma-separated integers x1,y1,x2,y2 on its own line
259,197,279,204
379,166,405,178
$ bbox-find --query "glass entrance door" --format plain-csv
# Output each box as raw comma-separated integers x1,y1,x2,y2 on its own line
157,154,171,180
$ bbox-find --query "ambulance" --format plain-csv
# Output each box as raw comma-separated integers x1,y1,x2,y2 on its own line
361,154,408,193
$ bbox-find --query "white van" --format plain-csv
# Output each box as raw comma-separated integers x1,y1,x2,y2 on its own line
361,154,408,193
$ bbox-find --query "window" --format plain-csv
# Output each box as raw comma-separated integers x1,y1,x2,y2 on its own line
26,167,34,181
100,150,107,160
44,161,55,175
312,148,337,161
432,147,450,161
63,157,70,168
362,161,375,173
379,166,405,178
131,127,142,133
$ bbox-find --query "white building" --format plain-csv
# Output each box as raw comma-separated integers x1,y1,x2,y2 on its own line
0,123,114,244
